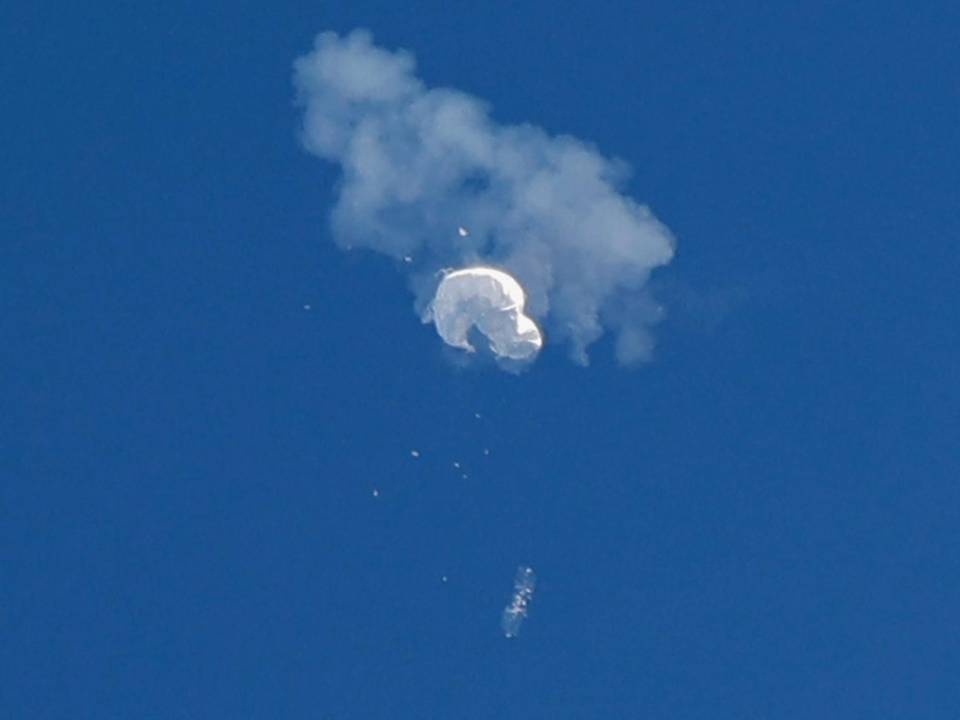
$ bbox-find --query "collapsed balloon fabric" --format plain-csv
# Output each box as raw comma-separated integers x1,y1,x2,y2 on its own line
425,267,543,361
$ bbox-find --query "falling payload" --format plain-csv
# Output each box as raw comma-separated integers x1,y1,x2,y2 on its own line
501,565,536,638
426,267,543,361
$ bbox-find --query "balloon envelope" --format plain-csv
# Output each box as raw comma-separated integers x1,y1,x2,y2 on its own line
429,267,543,360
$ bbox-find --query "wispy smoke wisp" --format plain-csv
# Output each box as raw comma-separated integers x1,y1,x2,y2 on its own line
294,30,676,364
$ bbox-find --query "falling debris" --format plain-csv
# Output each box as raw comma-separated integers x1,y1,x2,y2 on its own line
441,575,448,584
453,461,461,469
372,488,380,498
426,266,542,361
303,304,312,310
403,255,413,263
501,565,536,638
474,412,482,419
483,448,490,456
410,449,420,458
457,226,470,237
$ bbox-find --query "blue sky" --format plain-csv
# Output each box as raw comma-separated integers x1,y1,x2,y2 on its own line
3,2,959,718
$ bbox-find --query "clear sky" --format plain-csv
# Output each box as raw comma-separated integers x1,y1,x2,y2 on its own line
3,2,959,718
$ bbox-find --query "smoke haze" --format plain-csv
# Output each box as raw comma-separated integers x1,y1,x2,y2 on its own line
294,30,676,364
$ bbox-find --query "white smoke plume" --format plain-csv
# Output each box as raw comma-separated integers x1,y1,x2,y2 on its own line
293,30,676,364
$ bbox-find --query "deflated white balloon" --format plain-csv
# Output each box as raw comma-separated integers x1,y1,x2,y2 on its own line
427,267,543,360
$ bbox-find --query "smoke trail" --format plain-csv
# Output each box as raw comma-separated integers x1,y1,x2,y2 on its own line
293,30,676,364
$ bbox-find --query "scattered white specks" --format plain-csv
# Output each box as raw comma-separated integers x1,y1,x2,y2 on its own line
403,255,413,263
410,449,420,458
474,412,482,419
457,226,470,237
372,488,380,497
453,461,461,469
441,575,448,583
303,304,312,310
483,448,490,456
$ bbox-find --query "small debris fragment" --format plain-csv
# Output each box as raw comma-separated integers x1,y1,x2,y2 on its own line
372,488,380,498
457,226,470,237
410,450,420,458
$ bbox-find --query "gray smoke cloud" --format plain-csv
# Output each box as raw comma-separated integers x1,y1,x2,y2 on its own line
293,30,676,364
